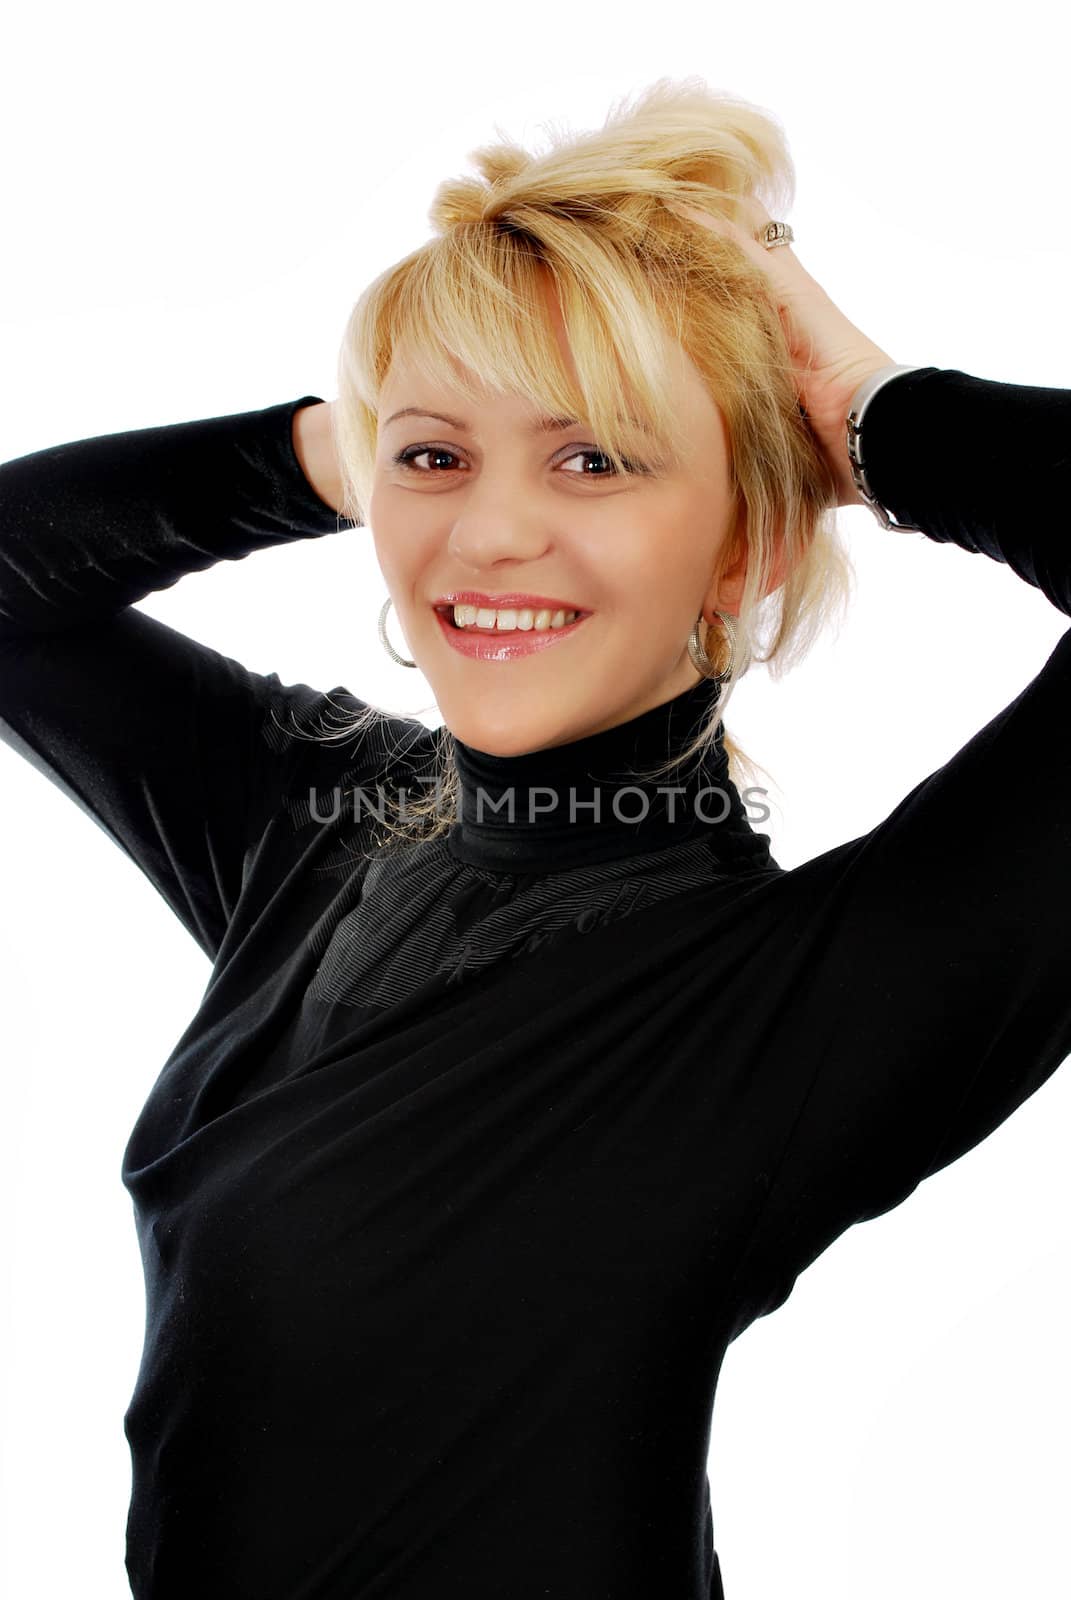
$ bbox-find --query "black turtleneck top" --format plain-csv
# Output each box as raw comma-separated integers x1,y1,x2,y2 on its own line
1,368,1069,1600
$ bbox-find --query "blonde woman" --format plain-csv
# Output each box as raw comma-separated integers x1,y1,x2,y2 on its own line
1,79,1068,1600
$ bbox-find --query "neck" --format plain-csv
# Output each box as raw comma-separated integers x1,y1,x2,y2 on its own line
442,676,773,874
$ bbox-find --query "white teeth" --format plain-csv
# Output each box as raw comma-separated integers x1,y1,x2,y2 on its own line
450,604,580,632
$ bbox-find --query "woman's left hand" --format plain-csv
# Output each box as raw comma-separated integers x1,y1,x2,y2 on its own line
666,194,897,509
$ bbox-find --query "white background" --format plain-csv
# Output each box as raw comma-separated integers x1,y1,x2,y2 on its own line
2,2,1069,1596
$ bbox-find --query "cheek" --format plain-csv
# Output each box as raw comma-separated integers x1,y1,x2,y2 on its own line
642,502,731,598
369,519,441,605
368,522,394,581
607,534,704,613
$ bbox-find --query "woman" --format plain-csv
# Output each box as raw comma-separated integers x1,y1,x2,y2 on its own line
1,80,1068,1600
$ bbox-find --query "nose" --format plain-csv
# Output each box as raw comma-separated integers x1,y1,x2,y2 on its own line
445,467,560,576
446,503,553,572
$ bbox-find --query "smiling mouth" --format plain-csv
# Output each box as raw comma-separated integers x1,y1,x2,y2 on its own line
433,604,588,632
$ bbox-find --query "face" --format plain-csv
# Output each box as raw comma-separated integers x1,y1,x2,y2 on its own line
368,272,756,757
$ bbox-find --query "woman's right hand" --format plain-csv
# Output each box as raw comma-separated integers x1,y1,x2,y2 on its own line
292,400,346,514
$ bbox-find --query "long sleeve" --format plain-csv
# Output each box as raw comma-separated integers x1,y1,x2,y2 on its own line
0,395,359,962
723,366,1071,1341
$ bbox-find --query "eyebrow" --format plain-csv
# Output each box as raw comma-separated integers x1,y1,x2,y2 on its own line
382,406,651,434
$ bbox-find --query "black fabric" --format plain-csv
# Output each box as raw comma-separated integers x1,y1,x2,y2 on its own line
1,369,1068,1600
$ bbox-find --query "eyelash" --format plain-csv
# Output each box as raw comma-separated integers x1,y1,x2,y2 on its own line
389,444,651,479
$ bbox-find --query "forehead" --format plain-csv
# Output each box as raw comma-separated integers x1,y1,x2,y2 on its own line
379,341,724,446
380,347,563,422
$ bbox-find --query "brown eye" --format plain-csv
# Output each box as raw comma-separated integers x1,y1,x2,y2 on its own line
391,445,650,478
392,446,461,472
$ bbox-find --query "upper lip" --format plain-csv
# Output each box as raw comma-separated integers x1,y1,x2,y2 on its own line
434,591,590,613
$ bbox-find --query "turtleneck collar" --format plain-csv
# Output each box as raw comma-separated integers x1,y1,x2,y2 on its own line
443,675,774,875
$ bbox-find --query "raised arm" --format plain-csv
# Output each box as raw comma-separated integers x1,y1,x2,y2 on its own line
721,364,1071,1337
0,394,352,638
661,196,1071,1336
0,394,360,960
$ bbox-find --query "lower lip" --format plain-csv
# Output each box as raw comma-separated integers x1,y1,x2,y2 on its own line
434,608,591,660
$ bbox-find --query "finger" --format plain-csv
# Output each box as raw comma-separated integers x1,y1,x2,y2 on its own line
668,197,798,278
665,198,816,352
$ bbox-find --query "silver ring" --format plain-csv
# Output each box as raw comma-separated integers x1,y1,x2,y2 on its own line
757,221,794,250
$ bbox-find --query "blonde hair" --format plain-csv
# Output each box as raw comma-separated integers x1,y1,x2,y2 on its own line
319,76,854,852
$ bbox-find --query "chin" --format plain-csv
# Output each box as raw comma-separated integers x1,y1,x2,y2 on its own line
441,704,572,759
449,722,547,758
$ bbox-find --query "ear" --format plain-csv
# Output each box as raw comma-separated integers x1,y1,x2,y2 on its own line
705,502,790,619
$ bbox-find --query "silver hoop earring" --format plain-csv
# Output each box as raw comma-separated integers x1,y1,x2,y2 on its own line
688,609,739,689
378,597,417,669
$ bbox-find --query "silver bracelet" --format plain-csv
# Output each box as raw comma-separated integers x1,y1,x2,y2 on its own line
846,363,928,531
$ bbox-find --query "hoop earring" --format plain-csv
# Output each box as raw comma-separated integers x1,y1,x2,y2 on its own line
378,597,417,668
688,609,739,689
